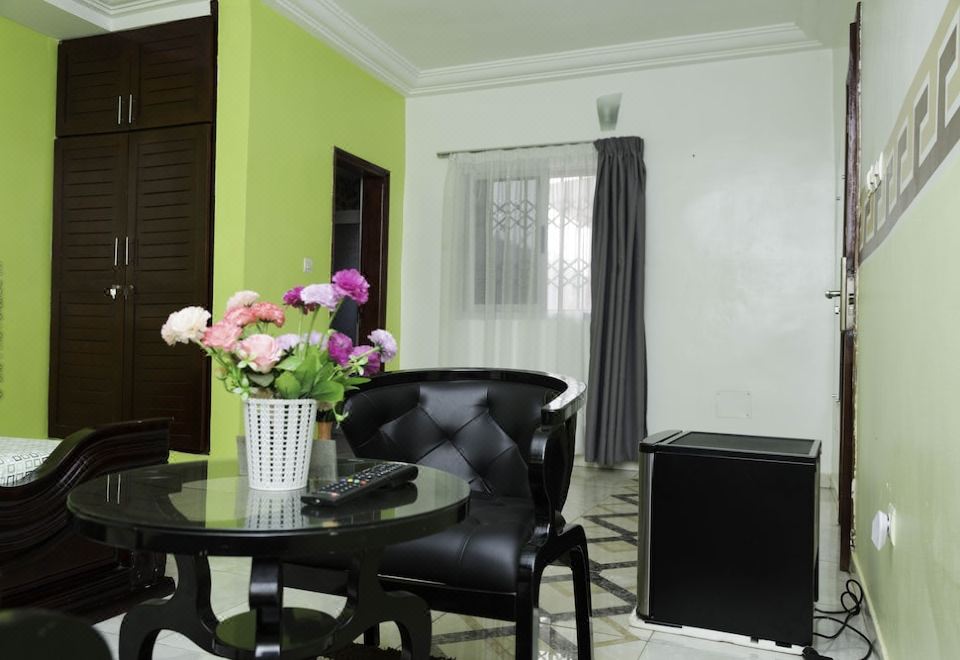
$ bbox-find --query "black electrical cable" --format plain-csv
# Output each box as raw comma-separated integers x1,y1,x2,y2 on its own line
801,578,875,660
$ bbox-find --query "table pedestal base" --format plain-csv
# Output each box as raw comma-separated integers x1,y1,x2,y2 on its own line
118,550,431,660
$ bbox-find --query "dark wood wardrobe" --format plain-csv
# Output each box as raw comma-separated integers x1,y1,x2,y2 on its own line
49,16,215,453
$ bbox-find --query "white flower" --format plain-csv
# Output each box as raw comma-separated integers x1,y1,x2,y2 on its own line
225,290,259,310
161,306,211,346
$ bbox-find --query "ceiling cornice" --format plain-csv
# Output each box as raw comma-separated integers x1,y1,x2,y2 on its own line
411,24,822,96
44,0,209,31
265,0,419,94
266,2,826,97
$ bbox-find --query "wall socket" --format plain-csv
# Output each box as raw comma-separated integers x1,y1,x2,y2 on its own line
867,152,885,192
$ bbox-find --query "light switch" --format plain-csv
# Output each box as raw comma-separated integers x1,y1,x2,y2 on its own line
303,257,313,273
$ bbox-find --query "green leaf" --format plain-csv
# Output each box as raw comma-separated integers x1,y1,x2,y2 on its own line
310,380,345,403
275,372,302,399
276,355,303,371
248,372,275,387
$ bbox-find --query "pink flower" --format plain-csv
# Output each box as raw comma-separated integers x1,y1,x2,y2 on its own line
202,321,243,350
332,269,369,305
351,345,381,375
301,283,342,311
236,334,283,374
368,329,397,362
223,306,258,327
250,302,285,326
327,332,353,366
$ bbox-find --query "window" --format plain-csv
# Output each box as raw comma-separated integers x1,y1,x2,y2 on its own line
470,173,595,313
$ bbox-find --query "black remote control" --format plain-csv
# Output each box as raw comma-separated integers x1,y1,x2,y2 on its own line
301,462,419,507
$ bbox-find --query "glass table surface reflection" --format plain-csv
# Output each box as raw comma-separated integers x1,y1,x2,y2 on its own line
68,459,470,660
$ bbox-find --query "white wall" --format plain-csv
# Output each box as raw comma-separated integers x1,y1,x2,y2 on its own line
403,49,839,475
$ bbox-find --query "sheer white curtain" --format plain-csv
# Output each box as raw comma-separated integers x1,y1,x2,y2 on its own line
438,144,597,409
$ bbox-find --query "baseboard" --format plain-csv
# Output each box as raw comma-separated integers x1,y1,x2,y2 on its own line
628,611,805,655
573,455,639,471
851,553,891,660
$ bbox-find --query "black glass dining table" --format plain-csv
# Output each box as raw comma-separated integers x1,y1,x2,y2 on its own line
68,459,470,660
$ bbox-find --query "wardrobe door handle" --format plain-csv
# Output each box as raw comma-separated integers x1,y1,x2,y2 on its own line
117,96,123,125
124,236,130,266
128,94,134,124
113,237,119,268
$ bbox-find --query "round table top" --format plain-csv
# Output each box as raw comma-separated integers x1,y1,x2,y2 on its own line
68,459,470,556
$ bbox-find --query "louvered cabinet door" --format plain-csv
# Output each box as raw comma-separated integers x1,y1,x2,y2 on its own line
131,17,215,130
49,135,129,438
125,125,212,453
57,35,133,137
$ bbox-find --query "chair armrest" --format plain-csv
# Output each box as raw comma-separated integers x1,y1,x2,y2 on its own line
540,373,586,427
0,419,171,557
526,421,575,536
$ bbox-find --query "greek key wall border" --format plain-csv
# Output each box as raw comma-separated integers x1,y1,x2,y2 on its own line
860,0,960,262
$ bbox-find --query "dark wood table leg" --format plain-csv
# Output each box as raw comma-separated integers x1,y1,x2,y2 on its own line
249,558,283,660
332,548,432,660
119,553,220,660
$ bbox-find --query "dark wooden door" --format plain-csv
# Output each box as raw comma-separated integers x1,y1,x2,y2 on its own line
57,17,215,137
838,5,861,572
57,34,133,137
49,128,212,452
331,149,390,344
49,134,130,438
358,172,388,341
131,17,215,130
125,125,213,453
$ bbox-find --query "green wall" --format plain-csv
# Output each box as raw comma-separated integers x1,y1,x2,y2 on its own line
0,17,57,438
856,153,960,658
193,0,405,461
855,1,960,657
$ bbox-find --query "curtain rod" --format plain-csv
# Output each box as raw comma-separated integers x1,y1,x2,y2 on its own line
436,140,595,159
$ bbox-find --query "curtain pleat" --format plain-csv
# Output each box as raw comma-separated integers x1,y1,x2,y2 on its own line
585,137,647,465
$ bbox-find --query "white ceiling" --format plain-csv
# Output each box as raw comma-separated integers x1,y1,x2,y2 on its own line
0,0,858,95
330,0,823,70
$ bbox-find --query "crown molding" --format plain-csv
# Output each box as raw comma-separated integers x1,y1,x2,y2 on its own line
44,0,209,31
412,23,822,96
264,0,419,94
262,1,824,98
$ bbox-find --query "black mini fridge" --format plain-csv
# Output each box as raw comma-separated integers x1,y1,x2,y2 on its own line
636,430,820,649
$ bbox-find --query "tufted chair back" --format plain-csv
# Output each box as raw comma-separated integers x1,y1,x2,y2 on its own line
340,374,560,500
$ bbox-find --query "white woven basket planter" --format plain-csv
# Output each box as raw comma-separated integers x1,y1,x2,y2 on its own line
243,398,317,491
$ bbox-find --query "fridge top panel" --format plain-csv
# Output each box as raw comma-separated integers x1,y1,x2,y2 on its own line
644,431,820,463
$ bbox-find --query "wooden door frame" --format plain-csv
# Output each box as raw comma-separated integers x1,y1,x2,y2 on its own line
330,148,390,342
838,3,861,572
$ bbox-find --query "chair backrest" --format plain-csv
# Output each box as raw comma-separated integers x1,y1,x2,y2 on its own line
341,370,563,499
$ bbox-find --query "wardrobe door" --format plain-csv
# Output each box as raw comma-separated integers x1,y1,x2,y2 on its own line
125,125,212,453
57,35,133,137
131,17,215,130
49,135,129,439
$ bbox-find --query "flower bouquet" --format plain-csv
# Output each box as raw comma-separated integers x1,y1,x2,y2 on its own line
161,269,396,490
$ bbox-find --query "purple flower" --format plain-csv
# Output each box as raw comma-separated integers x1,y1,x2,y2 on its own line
332,269,370,305
276,333,302,351
301,283,342,311
282,286,305,309
368,329,397,362
351,345,382,376
327,332,354,366
308,331,327,349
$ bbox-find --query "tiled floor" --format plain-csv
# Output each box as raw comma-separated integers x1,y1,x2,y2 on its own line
92,467,879,659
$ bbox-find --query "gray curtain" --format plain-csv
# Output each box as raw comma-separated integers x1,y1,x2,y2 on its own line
585,137,647,465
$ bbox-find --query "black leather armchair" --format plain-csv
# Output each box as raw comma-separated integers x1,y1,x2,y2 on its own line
285,368,592,659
